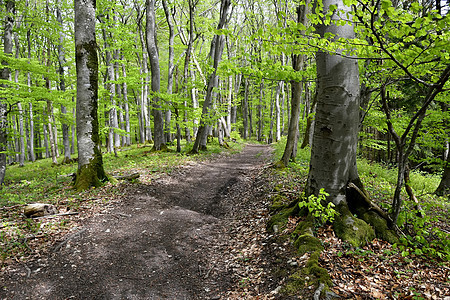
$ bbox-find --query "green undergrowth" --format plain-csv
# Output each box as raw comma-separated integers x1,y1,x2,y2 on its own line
267,139,449,296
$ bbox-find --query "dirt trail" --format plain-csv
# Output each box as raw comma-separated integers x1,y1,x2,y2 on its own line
1,144,273,300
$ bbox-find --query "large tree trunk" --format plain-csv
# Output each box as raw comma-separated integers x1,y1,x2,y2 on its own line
307,0,360,204
74,0,108,191
305,0,388,248
146,0,165,150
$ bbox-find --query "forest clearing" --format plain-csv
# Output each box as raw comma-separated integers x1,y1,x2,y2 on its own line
1,0,450,298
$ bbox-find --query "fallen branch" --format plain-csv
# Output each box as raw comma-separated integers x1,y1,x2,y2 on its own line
33,212,79,219
0,204,25,211
348,183,407,238
53,228,87,252
112,173,140,181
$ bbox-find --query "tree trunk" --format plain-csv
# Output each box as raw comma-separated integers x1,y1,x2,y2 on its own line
436,151,450,196
0,0,14,185
136,7,152,143
162,0,174,145
257,81,264,142
304,0,388,249
242,77,249,139
56,3,71,162
279,4,308,167
275,81,282,142
191,0,231,153
74,0,108,191
122,62,131,146
146,0,165,151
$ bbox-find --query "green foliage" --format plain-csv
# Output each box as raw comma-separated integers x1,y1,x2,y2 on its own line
394,199,450,261
299,189,339,225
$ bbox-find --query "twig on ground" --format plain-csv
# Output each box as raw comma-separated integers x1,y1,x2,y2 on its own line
24,265,31,278
53,228,88,252
204,265,214,279
0,204,25,211
33,212,79,219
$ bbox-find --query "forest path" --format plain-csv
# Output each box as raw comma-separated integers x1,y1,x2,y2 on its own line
1,143,274,299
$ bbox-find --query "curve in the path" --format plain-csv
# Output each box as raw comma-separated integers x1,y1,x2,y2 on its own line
0,144,272,300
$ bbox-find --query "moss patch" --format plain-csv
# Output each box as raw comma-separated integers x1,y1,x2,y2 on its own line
267,206,296,233
333,203,375,248
270,194,289,212
282,250,331,295
294,235,324,255
74,154,108,192
361,210,399,244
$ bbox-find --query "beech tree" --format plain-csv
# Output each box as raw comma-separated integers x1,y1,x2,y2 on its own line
146,0,166,150
74,0,108,190
191,0,232,153
0,0,14,186
304,0,398,246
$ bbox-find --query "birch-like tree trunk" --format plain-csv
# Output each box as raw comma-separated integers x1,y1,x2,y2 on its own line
56,3,71,163
121,62,131,146
0,0,14,185
275,81,283,142
74,0,107,191
13,25,24,167
162,0,174,144
136,6,152,143
242,77,249,139
279,4,308,167
146,0,165,150
191,0,232,153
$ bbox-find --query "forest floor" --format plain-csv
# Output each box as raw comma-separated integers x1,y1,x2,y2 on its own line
1,143,449,299
0,143,292,299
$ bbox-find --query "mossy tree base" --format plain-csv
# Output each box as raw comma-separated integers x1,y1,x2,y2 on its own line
346,179,399,244
74,159,108,192
333,203,375,248
151,143,171,152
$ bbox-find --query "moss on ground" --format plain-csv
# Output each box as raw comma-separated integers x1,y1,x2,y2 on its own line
267,206,296,233
270,194,289,212
282,250,331,295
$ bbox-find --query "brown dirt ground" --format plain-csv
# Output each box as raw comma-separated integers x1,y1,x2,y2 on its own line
1,144,288,300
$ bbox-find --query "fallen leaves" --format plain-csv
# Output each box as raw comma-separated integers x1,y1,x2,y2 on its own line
319,225,450,299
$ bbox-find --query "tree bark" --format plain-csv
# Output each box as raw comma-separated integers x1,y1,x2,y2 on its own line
242,77,249,139
56,3,71,162
306,0,360,205
74,0,108,191
279,4,308,167
121,61,131,146
191,0,231,153
146,0,165,150
0,0,14,185
162,0,174,144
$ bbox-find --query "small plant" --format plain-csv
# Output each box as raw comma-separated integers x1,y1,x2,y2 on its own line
298,188,339,225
